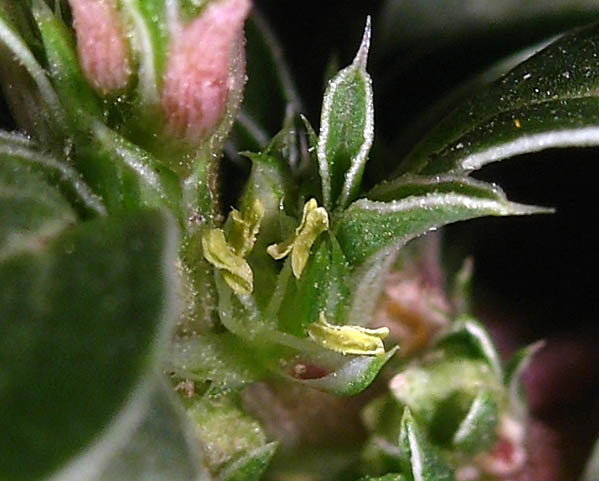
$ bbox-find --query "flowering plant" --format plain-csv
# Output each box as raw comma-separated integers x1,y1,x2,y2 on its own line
0,1,598,480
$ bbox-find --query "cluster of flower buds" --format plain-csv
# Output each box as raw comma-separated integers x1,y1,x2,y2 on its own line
68,0,251,146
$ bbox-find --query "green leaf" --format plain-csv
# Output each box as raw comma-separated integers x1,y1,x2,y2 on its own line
291,346,398,396
0,131,106,216
318,17,374,210
0,208,178,481
504,340,545,419
90,377,212,481
398,23,599,176
434,317,503,379
335,176,546,266
220,442,278,481
0,154,76,261
398,408,455,481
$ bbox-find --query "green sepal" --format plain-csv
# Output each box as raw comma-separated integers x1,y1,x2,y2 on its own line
317,17,373,210
434,317,503,379
398,408,455,481
203,228,253,296
290,346,398,397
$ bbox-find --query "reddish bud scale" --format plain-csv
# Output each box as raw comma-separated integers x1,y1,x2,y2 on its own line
161,0,251,143
68,0,132,94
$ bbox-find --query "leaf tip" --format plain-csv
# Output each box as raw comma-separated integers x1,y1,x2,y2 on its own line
353,16,372,69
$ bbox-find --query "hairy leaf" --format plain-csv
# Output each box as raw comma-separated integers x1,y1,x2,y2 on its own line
318,17,374,210
336,176,545,266
504,340,545,419
0,209,178,481
398,23,599,176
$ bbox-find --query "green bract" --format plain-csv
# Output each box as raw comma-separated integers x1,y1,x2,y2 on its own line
1,1,597,480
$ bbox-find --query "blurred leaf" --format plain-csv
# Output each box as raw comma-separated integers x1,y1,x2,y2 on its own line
0,153,76,262
167,333,264,390
434,317,503,379
83,122,183,216
0,131,106,216
450,390,498,454
291,346,398,396
318,18,374,210
220,442,278,481
182,392,276,478
398,408,455,481
380,0,599,48
335,176,546,266
91,377,212,481
451,257,473,316
504,340,545,419
356,474,406,481
0,209,178,481
390,358,501,426
398,23,599,176
581,437,599,481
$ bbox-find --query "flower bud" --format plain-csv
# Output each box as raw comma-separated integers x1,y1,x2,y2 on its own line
161,0,251,143
68,0,132,94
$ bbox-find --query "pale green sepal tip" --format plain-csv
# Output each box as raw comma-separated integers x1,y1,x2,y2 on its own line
267,198,329,278
307,312,389,355
202,229,253,295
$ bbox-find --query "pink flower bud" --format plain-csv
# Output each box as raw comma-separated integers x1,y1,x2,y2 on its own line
68,0,132,94
161,0,251,143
